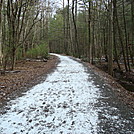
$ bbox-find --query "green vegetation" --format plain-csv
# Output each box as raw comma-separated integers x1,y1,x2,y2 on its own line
0,0,50,70
26,44,49,59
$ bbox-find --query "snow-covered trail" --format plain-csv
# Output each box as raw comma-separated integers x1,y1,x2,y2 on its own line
0,54,134,134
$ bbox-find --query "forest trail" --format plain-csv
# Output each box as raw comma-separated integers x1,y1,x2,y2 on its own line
0,54,134,134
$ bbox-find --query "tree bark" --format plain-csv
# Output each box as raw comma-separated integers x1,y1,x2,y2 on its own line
0,0,3,65
72,0,80,57
63,0,66,54
131,0,134,65
113,1,121,70
88,0,91,63
122,0,130,71
113,0,128,72
108,0,113,76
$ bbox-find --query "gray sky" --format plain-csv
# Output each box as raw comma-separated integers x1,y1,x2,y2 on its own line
56,0,68,8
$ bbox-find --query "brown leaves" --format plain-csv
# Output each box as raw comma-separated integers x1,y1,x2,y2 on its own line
86,62,134,110
0,56,58,103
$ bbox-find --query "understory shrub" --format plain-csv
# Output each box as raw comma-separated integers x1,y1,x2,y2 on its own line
26,43,49,59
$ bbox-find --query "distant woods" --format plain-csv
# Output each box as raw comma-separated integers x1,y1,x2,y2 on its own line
0,0,134,75
49,0,134,75
0,0,51,70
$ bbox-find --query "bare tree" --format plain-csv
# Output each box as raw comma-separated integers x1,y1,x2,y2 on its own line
0,0,3,65
72,0,80,57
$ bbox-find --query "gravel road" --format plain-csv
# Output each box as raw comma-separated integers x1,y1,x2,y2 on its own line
0,54,134,134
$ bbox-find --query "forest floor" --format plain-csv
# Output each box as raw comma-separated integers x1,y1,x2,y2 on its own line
0,54,134,110
95,62,134,92
85,62,134,109
0,55,58,106
0,54,133,134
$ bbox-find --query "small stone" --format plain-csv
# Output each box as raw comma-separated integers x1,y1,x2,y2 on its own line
62,120,66,124
29,119,32,123
44,108,49,112
71,121,75,125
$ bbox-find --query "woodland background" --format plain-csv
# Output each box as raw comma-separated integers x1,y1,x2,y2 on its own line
0,0,133,83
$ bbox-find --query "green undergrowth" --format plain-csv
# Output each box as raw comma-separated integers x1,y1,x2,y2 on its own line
26,43,49,59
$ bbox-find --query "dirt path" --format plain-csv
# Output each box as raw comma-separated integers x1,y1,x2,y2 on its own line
0,54,134,134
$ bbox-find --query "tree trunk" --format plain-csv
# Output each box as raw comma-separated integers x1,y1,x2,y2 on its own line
91,2,95,64
108,0,113,76
122,0,130,71
66,0,70,54
113,2,121,70
63,0,66,54
131,0,134,65
72,0,80,57
87,1,91,63
113,0,128,72
11,48,16,70
0,0,3,65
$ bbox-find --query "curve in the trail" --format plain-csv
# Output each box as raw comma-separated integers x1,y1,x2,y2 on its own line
0,54,134,134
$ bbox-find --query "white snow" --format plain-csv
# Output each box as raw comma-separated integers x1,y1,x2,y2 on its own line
0,54,101,134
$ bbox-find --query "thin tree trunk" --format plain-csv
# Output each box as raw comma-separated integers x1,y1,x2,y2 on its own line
88,0,91,62
113,0,128,72
113,4,121,70
0,0,3,65
108,0,113,76
122,0,130,71
63,0,66,54
131,0,134,65
91,2,95,64
66,0,70,54
72,0,79,57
